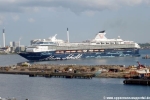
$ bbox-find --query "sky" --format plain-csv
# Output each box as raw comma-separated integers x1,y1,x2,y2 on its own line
0,0,150,46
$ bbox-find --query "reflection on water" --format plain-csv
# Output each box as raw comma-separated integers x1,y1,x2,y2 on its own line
0,75,149,100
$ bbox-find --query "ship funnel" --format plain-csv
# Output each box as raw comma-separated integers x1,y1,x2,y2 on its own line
67,28,69,43
94,30,107,40
99,30,105,33
2,28,5,47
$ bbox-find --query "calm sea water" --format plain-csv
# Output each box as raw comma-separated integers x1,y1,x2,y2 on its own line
0,49,150,100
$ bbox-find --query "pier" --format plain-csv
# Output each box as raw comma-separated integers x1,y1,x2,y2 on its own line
1,62,150,79
29,72,94,79
0,63,127,79
0,71,94,79
123,79,150,85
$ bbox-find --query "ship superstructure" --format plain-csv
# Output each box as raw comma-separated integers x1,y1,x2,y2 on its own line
19,30,140,61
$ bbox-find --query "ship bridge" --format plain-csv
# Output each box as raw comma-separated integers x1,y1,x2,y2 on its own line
92,30,123,42
91,31,140,47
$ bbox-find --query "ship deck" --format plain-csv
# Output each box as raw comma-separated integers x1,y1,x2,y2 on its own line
48,44,137,50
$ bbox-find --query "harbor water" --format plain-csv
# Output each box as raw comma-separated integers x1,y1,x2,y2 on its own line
0,49,150,100
0,49,150,66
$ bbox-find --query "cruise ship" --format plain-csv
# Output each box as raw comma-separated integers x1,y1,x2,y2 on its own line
18,29,140,61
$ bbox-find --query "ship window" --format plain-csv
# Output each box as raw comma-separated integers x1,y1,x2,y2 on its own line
43,42,49,44
34,41,56,46
36,42,44,44
110,42,115,44
49,42,56,44
115,42,118,44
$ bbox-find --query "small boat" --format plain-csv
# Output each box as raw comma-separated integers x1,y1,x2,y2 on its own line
142,55,150,59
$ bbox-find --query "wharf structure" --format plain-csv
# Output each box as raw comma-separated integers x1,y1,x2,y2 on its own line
123,62,150,86
1,62,150,79
124,62,150,79
0,63,128,78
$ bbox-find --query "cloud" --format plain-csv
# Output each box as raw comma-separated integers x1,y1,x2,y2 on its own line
0,0,149,14
0,20,3,25
12,15,20,21
23,7,40,13
82,10,97,17
0,15,5,25
118,0,146,6
28,18,35,23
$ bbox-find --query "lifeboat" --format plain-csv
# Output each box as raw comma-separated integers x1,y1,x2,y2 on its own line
71,51,76,53
94,49,99,52
65,51,70,53
100,49,104,52
59,51,64,53
83,50,87,52
77,50,82,52
56,51,60,53
89,50,93,52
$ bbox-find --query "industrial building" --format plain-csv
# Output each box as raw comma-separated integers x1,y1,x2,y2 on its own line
0,29,26,54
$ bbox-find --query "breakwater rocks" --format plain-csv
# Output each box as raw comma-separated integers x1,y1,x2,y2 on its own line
0,63,130,78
